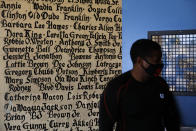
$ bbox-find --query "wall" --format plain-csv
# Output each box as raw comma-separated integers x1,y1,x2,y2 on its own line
0,0,122,130
122,0,196,127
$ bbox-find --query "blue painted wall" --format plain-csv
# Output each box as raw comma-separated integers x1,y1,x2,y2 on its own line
122,0,196,126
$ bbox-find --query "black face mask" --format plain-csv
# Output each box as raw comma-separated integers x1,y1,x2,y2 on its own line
142,58,164,77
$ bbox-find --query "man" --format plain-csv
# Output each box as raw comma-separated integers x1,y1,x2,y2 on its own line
99,39,180,131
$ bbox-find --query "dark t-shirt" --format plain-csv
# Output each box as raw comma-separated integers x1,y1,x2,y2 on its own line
99,71,180,131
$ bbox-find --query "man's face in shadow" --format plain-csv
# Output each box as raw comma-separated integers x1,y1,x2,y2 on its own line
140,50,163,78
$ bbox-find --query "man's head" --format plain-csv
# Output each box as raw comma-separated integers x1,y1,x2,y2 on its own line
130,39,163,77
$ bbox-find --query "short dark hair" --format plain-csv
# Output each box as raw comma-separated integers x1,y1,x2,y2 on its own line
130,39,162,64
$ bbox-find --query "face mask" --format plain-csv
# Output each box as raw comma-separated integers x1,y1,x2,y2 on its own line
142,58,164,77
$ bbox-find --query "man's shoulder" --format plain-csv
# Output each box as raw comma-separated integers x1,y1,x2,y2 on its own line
154,76,170,92
155,76,168,85
107,70,131,88
103,71,132,97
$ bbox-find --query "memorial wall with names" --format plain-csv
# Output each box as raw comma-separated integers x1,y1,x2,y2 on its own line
0,0,122,130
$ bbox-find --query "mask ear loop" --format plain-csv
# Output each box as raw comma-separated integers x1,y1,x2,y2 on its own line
142,57,153,65
143,57,164,67
141,57,164,77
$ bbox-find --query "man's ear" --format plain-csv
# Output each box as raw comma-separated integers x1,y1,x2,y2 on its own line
136,56,143,64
